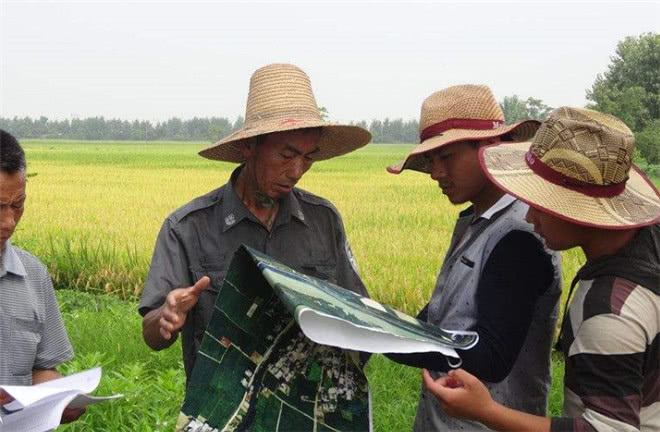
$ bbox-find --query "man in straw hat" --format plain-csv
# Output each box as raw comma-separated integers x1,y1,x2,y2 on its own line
423,107,660,432
139,63,372,383
385,84,562,431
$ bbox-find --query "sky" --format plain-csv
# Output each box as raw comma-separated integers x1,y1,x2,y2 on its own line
1,0,659,124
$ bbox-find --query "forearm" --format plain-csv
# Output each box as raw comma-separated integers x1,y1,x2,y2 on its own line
385,351,449,370
32,368,62,384
469,230,554,381
482,400,551,432
142,306,178,350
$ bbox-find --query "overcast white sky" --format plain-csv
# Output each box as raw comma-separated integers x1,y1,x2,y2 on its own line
1,1,658,123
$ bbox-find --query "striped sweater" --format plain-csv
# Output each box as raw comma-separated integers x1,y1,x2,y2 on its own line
552,225,660,432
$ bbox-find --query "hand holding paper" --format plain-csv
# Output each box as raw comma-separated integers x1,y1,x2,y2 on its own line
0,367,121,432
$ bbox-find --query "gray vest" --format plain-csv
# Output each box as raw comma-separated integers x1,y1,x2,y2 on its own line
414,200,561,431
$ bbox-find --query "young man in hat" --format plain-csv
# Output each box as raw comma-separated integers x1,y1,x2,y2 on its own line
423,107,660,431
386,85,562,431
139,64,371,384
0,130,84,423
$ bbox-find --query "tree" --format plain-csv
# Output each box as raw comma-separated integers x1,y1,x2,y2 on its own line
586,33,660,167
318,106,329,121
500,96,553,124
525,97,553,121
369,119,383,143
500,96,530,123
231,115,244,132
586,32,660,132
636,119,660,165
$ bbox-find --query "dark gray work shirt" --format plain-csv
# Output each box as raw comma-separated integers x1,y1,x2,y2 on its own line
0,242,73,386
139,168,367,381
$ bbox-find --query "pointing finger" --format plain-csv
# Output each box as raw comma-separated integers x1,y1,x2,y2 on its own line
190,276,211,296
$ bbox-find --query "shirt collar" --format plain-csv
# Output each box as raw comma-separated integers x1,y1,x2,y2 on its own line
458,194,517,224
222,166,308,232
480,194,516,220
0,240,27,278
276,190,308,228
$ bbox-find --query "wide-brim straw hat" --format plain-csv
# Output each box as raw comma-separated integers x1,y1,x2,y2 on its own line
199,63,371,162
387,84,540,174
480,107,660,229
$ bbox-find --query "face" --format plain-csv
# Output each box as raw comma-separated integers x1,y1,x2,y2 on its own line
0,170,27,252
242,129,321,199
427,138,499,205
525,206,583,251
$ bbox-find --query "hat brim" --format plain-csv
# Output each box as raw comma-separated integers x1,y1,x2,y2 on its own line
480,141,660,229
199,118,371,162
387,120,540,174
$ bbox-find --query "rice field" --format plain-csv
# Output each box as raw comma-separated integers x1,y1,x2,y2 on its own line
14,139,640,431
16,139,589,312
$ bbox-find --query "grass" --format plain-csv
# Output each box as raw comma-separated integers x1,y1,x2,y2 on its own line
55,290,184,431
12,139,633,430
55,290,565,431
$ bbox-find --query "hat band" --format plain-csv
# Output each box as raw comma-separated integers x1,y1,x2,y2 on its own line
525,151,627,198
420,118,505,142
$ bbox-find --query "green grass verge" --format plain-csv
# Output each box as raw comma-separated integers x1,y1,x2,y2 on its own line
56,290,184,431
55,290,564,431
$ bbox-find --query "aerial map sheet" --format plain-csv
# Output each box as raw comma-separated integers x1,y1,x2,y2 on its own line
176,245,478,432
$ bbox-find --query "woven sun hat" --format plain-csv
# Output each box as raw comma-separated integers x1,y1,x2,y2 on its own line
480,106,660,229
199,63,371,162
387,84,540,174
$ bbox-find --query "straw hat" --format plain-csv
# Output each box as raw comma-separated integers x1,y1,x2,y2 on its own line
480,107,660,229
387,84,540,174
199,63,371,162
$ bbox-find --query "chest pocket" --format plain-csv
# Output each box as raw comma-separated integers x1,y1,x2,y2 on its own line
300,251,337,284
189,255,230,343
190,255,230,294
10,317,42,377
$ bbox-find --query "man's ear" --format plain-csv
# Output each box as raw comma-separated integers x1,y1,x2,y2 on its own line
240,139,256,161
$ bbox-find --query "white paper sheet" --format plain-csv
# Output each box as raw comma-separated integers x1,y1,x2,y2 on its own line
0,367,122,432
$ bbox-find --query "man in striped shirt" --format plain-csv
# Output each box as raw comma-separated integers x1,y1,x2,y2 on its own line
422,107,660,431
0,130,84,423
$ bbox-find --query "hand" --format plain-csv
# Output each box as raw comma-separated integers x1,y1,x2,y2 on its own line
422,368,494,422
61,407,86,423
0,389,14,406
159,276,211,340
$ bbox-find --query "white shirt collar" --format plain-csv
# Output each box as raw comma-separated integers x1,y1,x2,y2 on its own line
0,240,27,278
479,194,516,220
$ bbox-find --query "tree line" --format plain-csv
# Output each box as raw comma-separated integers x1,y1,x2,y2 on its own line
0,116,246,143
2,33,657,164
0,97,551,145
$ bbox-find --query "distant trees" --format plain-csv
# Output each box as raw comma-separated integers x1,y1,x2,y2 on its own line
0,114,425,144
500,96,553,123
0,116,241,142
2,109,555,144
365,118,419,143
318,107,329,121
586,32,660,164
